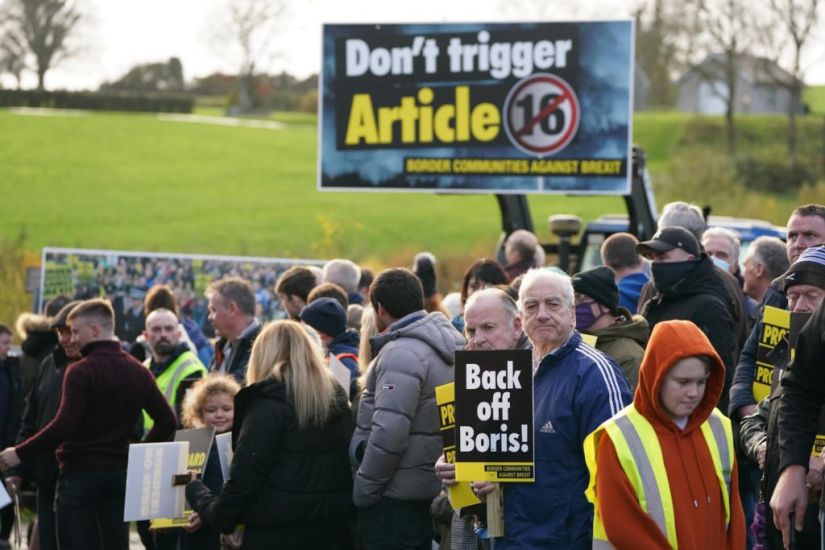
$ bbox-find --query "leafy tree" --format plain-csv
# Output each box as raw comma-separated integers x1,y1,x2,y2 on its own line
101,57,185,92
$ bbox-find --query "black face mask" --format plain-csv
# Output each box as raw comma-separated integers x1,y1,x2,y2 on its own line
651,260,698,293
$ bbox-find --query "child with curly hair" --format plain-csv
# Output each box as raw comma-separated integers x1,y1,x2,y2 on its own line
179,374,241,550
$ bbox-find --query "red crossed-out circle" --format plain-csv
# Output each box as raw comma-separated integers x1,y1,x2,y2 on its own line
503,73,580,157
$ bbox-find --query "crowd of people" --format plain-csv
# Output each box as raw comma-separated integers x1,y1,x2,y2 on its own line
0,200,824,549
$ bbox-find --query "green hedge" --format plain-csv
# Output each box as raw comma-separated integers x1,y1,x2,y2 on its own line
736,154,814,193
0,89,194,113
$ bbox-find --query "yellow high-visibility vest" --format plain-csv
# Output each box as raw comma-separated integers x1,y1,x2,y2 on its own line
142,350,206,433
583,404,733,549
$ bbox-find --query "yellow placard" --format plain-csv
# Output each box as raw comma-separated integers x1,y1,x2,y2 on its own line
581,333,598,347
753,306,789,402
435,383,481,509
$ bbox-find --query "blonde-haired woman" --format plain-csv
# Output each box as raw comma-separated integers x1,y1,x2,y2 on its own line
186,320,355,549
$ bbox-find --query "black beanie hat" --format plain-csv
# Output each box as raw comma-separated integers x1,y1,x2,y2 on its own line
783,245,825,292
571,266,619,315
300,297,347,337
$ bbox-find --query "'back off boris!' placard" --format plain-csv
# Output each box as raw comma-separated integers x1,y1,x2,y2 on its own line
454,349,534,482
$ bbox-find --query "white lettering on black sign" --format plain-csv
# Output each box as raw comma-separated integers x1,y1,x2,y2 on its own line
454,350,534,467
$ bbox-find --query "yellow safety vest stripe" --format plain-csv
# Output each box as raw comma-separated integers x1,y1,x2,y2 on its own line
585,404,733,549
701,410,734,525
142,351,206,433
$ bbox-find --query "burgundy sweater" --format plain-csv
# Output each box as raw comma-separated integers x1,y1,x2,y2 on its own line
15,340,176,472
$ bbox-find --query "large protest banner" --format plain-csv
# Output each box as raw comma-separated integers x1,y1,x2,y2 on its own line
150,428,216,529
38,247,325,342
124,441,189,521
320,21,633,194
454,349,534,482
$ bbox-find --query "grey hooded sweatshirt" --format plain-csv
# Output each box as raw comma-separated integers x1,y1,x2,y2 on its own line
350,310,465,508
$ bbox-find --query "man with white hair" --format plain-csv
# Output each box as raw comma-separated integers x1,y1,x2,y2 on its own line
702,226,759,328
479,270,630,548
322,258,363,305
659,201,705,241
702,226,741,276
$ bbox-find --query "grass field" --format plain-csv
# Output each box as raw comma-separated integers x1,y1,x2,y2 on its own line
0,109,629,264
805,85,825,114
0,108,821,272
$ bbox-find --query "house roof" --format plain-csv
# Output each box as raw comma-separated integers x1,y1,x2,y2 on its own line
678,53,795,86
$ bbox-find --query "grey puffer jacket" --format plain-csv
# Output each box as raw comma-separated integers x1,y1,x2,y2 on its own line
350,311,465,507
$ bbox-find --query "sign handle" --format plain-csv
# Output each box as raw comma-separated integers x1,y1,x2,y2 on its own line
172,474,193,486
486,484,504,538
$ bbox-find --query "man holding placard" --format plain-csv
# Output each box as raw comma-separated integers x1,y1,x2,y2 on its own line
434,288,529,545
350,268,464,549
0,299,176,550
460,270,631,548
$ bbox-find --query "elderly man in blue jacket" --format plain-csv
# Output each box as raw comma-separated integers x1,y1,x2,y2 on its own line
472,269,632,549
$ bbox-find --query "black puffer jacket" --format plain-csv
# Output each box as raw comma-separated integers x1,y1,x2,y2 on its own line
640,256,736,412
0,357,22,448
18,315,57,399
742,395,821,549
14,348,71,484
187,377,355,550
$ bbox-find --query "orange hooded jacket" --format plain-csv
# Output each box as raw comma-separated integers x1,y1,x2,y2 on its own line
594,319,746,549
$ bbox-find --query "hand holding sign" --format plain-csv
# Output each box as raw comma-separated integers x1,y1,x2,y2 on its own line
470,481,497,502
182,512,202,534
434,455,456,486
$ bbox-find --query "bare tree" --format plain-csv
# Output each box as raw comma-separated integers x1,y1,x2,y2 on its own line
762,0,821,167
209,0,287,113
1,0,81,90
0,29,26,89
633,0,694,107
686,0,760,157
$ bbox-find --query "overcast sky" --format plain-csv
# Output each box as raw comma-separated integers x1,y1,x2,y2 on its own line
4,0,824,90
